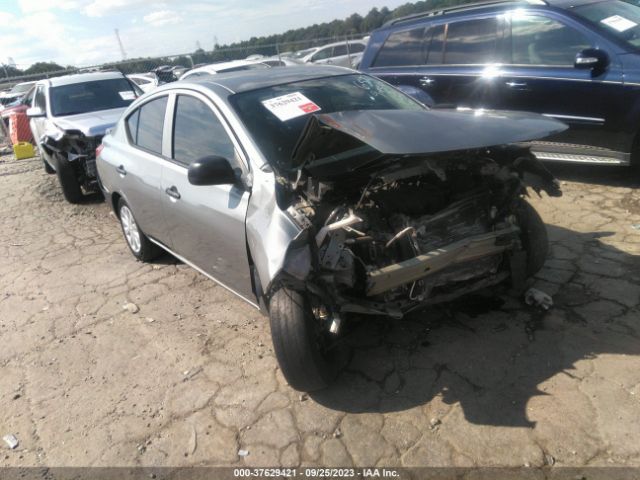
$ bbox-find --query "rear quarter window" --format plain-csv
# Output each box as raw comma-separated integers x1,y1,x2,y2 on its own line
126,96,168,154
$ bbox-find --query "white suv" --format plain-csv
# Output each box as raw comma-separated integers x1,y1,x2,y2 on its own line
27,71,140,203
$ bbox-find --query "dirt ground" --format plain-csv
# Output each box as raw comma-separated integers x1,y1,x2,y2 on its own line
1,154,639,469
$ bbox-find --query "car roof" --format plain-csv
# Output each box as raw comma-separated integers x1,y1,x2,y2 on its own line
381,0,603,29
42,71,126,87
183,65,353,94
185,59,270,75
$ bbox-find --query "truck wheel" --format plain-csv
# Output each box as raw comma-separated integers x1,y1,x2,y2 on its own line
269,288,340,392
517,200,548,276
43,159,55,174
56,161,83,203
117,198,161,262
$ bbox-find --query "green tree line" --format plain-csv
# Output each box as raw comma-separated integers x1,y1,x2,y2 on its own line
3,0,469,79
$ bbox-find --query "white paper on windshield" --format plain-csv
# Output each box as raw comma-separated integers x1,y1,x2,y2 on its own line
119,90,135,100
601,15,637,32
262,92,321,121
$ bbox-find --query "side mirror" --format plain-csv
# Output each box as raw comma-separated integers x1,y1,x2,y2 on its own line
26,107,45,118
188,155,238,186
575,48,609,73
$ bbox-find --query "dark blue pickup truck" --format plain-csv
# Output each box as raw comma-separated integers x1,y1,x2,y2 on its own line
360,0,640,169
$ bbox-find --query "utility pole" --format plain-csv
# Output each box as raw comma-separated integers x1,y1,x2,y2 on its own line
114,29,127,60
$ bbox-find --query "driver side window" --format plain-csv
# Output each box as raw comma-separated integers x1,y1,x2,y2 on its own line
511,15,592,65
172,95,236,166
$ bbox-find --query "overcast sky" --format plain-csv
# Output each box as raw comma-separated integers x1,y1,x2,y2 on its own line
0,0,410,69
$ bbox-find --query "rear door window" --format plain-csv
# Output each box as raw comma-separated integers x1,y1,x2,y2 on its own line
425,24,445,64
333,44,348,56
373,27,426,67
127,96,168,154
172,95,235,166
311,47,333,61
510,14,591,65
443,17,502,64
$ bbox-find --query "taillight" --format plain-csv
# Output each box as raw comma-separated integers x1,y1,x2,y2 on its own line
96,143,104,158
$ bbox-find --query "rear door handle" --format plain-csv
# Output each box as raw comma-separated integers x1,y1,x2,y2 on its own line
116,165,126,175
165,186,181,200
419,76,435,86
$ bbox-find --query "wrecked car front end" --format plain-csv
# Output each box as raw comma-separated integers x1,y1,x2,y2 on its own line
250,108,565,324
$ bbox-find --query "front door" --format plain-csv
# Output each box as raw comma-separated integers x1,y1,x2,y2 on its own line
494,11,626,157
160,92,254,301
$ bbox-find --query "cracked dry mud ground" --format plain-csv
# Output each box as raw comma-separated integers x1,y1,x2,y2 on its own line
0,155,639,468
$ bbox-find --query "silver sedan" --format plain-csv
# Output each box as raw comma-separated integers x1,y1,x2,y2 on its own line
97,66,565,392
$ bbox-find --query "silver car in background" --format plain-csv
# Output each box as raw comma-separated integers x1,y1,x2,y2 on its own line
97,66,565,392
291,40,367,67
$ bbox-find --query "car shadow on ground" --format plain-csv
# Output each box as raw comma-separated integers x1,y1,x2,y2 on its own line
312,224,640,428
547,163,640,190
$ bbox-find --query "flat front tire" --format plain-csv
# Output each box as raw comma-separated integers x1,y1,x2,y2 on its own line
56,161,83,203
117,198,161,262
269,288,340,392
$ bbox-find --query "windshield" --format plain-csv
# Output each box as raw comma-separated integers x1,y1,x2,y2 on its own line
50,78,137,117
573,0,640,48
230,73,424,168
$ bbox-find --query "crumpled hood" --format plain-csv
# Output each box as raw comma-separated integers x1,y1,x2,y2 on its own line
292,108,567,171
53,107,127,137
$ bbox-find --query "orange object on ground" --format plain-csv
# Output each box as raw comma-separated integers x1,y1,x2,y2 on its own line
9,111,33,145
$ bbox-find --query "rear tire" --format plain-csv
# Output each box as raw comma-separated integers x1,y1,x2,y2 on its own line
43,159,55,174
517,200,548,276
56,161,83,203
117,198,161,262
269,288,340,392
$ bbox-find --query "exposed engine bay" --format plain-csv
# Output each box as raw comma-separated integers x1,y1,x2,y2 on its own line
278,145,560,321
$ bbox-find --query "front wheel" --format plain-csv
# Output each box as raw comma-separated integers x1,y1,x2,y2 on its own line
269,288,340,392
117,199,161,262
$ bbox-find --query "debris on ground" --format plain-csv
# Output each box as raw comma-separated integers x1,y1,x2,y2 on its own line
333,427,342,438
3,434,18,449
123,303,140,314
524,288,553,310
545,453,556,466
632,224,640,231
238,449,249,457
430,418,442,429
146,317,155,323
299,393,308,402
182,367,203,381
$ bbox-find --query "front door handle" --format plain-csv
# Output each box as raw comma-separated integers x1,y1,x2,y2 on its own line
419,76,435,86
116,165,126,175
505,81,528,89
165,186,181,200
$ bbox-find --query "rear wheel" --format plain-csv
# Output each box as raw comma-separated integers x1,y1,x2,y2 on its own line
269,288,340,392
517,200,548,276
117,198,161,262
43,159,55,174
56,161,83,203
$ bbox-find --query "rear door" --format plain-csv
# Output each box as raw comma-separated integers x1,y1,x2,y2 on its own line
367,15,507,108
109,94,169,242
160,91,254,301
